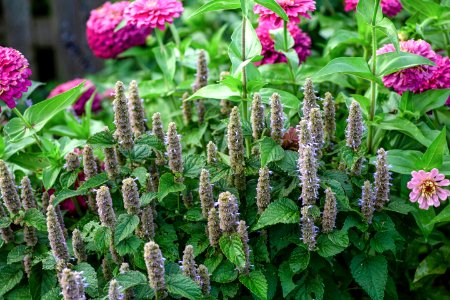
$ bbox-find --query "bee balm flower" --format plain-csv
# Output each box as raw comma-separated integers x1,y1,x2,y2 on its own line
0,46,32,109
124,0,184,31
407,169,450,210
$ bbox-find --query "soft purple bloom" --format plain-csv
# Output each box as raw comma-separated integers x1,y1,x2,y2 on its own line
255,0,316,27
48,79,102,116
0,46,32,109
124,0,184,31
407,168,450,210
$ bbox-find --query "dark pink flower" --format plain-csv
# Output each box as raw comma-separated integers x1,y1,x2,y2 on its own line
124,0,184,31
254,0,316,27
376,39,438,94
48,79,102,116
86,1,152,59
421,55,450,104
407,168,450,210
256,22,311,65
344,0,402,17
0,46,32,109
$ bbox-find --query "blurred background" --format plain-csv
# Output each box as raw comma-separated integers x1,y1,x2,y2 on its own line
0,0,106,82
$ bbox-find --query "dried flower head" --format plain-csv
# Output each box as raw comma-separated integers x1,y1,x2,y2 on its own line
322,188,337,233
323,92,336,144
298,145,319,206
218,192,239,234
147,163,160,193
128,80,147,138
237,220,251,274
122,178,141,215
24,224,37,247
309,108,324,153
103,145,120,180
207,141,217,165
301,206,318,251
346,101,364,151
0,160,21,214
181,92,192,125
41,191,50,213
193,50,208,124
114,81,134,151
360,181,375,224
83,145,98,180
207,208,221,246
351,157,365,176
256,167,271,214
251,93,265,140
0,204,14,243
297,119,311,153
47,204,70,261
374,148,391,210
138,205,155,240
167,122,184,179
144,241,167,299
96,186,116,229
59,268,86,300
302,78,318,121
199,169,214,218
152,112,165,142
109,279,124,300
181,245,198,280
65,152,80,172
183,191,194,209
407,168,450,210
72,228,87,263
227,107,246,192
270,93,284,144
23,254,32,278
197,264,210,295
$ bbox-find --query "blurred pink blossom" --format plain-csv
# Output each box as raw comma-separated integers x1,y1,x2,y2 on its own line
124,0,184,31
254,0,316,27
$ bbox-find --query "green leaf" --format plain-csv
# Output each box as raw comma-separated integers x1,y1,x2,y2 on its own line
350,255,388,300
317,230,350,258
0,217,11,229
370,231,397,253
296,273,324,300
0,265,23,296
166,274,203,300
376,18,400,52
77,173,109,191
87,130,116,147
278,261,296,297
289,246,310,273
153,43,176,82
428,204,450,225
413,245,450,282
384,150,422,174
413,209,435,237
136,134,165,151
187,84,240,101
356,0,383,24
376,52,435,77
313,57,379,82
254,0,288,21
7,245,27,264
239,270,268,300
129,144,152,161
116,236,143,256
115,270,148,290
211,260,238,283
52,189,86,206
219,233,246,269
375,116,432,147
23,208,47,231
259,137,285,167
131,166,148,187
115,214,140,243
93,226,112,253
184,154,205,178
418,128,448,170
158,173,186,200
188,0,241,19
408,89,450,115
42,166,61,190
253,198,300,231
259,88,300,109
73,262,98,297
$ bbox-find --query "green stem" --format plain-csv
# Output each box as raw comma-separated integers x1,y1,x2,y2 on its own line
241,17,251,157
12,108,44,151
367,0,381,154
283,21,288,51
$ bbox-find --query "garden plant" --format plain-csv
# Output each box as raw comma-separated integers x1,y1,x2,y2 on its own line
1,0,450,299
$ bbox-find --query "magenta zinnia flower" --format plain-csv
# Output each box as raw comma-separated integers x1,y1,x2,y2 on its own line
0,46,32,109
344,0,402,17
421,55,450,104
254,0,316,27
86,1,152,59
48,79,102,116
376,39,438,94
124,0,184,31
256,22,311,65
407,169,450,210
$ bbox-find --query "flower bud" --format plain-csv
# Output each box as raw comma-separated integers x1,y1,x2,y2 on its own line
197,264,210,295
360,181,375,224
167,122,184,180
41,191,50,213
181,92,192,125
346,101,364,151
59,268,86,300
122,178,140,215
251,93,265,140
309,108,324,153
96,186,116,229
193,50,208,124
72,228,87,263
21,176,37,246
298,145,319,206
144,241,167,299
199,169,214,218
270,93,284,144
83,145,97,180
227,107,246,192
128,80,147,138
47,204,70,261
302,78,318,121
207,208,221,247
206,141,217,165
0,160,21,214
23,254,32,278
147,163,159,193
114,81,134,151
0,204,13,243
297,119,311,153
109,279,124,300
256,167,270,214
152,112,165,142
237,220,250,274
323,92,336,144
322,188,337,233
181,245,198,280
64,152,80,172
218,192,239,234
138,205,155,240
374,148,391,210
301,206,318,251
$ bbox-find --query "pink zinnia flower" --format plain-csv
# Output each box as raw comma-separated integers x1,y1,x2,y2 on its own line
48,79,102,116
124,0,184,31
407,168,450,210
254,0,316,27
376,39,438,94
344,0,402,17
0,46,32,109
256,22,311,65
86,1,152,59
421,55,450,104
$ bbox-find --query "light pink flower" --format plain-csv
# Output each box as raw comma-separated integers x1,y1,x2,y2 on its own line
254,0,316,27
48,79,102,116
407,168,450,210
256,22,311,65
376,39,438,94
86,1,152,59
124,0,184,31
344,0,402,17
0,46,32,109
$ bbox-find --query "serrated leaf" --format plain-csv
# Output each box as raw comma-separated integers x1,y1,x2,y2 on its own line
317,230,349,258
219,233,246,269
413,245,450,283
77,173,109,191
0,216,11,228
115,214,140,243
211,260,238,283
93,226,111,253
7,245,27,264
0,265,23,296
278,261,296,298
184,154,205,178
131,167,148,186
239,270,268,300
350,255,388,300
289,246,310,273
115,271,148,290
73,263,98,297
87,130,116,147
253,198,300,231
166,274,203,300
136,134,165,151
259,137,285,167
158,173,186,200
116,236,143,256
23,208,47,231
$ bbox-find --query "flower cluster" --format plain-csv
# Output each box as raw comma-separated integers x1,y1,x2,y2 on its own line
124,0,184,31
255,0,316,26
0,46,32,109
344,0,403,17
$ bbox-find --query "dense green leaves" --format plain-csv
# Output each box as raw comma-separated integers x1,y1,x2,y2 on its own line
253,198,300,230
350,255,388,300
413,245,450,283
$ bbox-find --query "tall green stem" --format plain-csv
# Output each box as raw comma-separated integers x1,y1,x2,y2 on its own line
241,17,251,157
12,108,44,151
367,0,381,154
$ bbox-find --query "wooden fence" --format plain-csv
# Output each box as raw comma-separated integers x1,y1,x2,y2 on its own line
0,0,106,82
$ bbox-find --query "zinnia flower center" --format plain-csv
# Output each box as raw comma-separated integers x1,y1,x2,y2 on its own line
421,180,436,198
